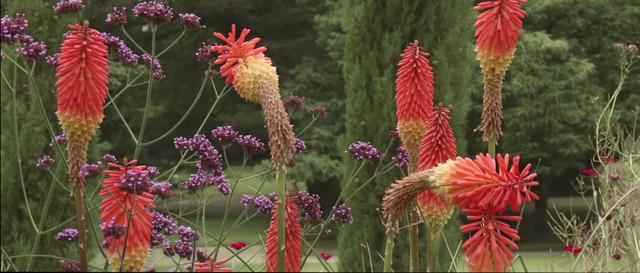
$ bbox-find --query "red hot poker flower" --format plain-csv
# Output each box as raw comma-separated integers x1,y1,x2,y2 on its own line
211,24,267,86
416,105,457,235
100,160,155,272
395,41,435,166
266,197,302,272
460,208,522,272
446,153,539,212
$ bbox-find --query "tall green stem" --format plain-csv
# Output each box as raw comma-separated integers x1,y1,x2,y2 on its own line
408,164,419,272
383,229,396,272
275,165,287,272
488,137,497,157
134,26,157,159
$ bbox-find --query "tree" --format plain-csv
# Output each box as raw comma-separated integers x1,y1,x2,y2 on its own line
331,1,476,271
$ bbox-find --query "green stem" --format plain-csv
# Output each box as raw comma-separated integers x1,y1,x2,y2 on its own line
73,182,89,271
383,229,396,272
488,136,497,157
275,165,287,272
156,28,187,57
410,209,419,272
26,165,61,271
133,26,157,159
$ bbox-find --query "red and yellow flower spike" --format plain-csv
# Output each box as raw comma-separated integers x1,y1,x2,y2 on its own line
395,41,435,167
474,0,527,142
266,197,302,272
55,22,110,271
416,105,457,237
212,25,294,168
56,23,110,185
99,160,155,272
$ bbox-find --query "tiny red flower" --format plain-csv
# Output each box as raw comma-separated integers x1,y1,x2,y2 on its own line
581,169,599,176
230,242,247,251
609,174,620,181
320,252,332,261
563,245,583,255
612,254,621,260
601,156,618,164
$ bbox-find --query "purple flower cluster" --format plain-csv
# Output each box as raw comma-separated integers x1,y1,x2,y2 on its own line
308,106,327,118
173,136,192,151
389,130,400,140
615,43,639,54
392,147,409,168
191,134,224,173
236,135,266,155
347,141,382,161
17,40,47,60
100,219,126,239
332,203,353,224
293,138,307,154
55,228,79,242
297,191,323,223
142,53,166,80
151,210,178,236
78,163,102,179
101,153,118,164
174,225,200,258
196,247,208,262
179,13,204,29
180,170,229,194
283,95,305,111
102,32,139,65
119,168,153,194
241,194,275,214
54,0,85,13
211,125,239,145
195,42,213,63
59,260,81,272
36,154,55,169
105,7,128,27
1,14,29,44
133,1,174,24
147,166,160,178
45,53,60,66
50,133,67,147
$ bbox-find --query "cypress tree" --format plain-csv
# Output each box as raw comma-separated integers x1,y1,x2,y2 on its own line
336,1,476,271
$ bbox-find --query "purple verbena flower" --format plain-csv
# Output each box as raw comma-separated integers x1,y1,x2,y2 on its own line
147,166,160,177
151,210,178,235
241,194,254,206
174,136,192,151
1,14,29,44
293,138,307,154
209,175,230,195
253,195,274,214
347,141,382,161
392,147,409,168
102,32,139,65
55,228,79,242
174,238,193,259
45,53,60,66
283,95,305,111
54,0,85,13
297,191,323,223
142,53,165,80
196,247,208,262
308,106,327,118
332,203,353,224
36,155,55,169
211,125,238,145
101,153,118,164
179,13,204,29
150,182,173,199
100,219,126,239
195,42,213,63
119,168,153,194
17,40,47,60
133,1,173,24
105,7,128,27
177,225,199,241
180,170,207,192
59,260,81,272
236,135,266,155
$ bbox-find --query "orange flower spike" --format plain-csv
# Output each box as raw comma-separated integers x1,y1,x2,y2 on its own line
474,0,527,142
56,23,111,185
266,197,302,272
212,24,294,168
99,160,155,272
416,105,457,236
395,41,435,167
